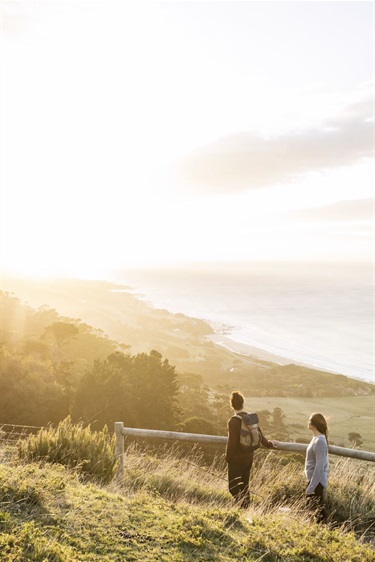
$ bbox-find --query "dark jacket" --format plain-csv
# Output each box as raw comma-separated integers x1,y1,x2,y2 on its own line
225,412,274,463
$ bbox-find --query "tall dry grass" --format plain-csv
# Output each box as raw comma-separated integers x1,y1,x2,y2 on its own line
13,421,375,542
114,442,375,541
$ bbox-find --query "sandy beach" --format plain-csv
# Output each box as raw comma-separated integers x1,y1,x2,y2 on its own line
208,333,322,370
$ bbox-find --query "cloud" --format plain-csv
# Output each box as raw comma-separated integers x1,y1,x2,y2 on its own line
173,95,373,192
285,198,373,222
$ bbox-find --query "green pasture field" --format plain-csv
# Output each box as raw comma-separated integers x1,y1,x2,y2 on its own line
248,395,375,452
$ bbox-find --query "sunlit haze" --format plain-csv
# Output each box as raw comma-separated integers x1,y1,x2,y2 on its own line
1,1,373,279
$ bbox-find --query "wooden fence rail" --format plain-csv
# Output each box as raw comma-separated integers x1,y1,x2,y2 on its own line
114,422,375,482
0,423,44,440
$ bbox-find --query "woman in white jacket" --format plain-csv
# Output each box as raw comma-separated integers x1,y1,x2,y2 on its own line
305,412,329,523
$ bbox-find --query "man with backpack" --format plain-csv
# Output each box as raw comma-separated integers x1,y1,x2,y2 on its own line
226,391,277,509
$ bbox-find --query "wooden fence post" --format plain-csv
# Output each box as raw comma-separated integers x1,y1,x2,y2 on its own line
114,422,124,483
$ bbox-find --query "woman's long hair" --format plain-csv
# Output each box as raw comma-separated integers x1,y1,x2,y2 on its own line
310,412,329,443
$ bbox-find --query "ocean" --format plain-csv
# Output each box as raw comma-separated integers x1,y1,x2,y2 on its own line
113,262,374,384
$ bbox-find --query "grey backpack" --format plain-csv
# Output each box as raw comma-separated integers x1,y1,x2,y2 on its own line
234,412,262,452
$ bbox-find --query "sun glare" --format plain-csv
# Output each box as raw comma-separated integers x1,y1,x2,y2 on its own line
1,2,373,279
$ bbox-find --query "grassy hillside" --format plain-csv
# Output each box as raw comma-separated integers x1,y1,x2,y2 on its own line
0,433,374,562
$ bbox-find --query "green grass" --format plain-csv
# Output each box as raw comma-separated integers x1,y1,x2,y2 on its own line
249,395,375,451
1,434,374,561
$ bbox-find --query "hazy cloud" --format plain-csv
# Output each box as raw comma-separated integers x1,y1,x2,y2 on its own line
174,96,373,192
285,198,373,222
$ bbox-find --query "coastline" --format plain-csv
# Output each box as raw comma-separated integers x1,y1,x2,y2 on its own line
208,333,321,370
209,332,374,385
208,333,374,384
2,273,372,384
114,266,373,384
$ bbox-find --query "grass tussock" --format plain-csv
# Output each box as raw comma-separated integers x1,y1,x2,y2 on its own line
0,423,374,561
17,416,117,484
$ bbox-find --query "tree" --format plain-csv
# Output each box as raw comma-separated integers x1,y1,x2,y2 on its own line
178,416,218,435
0,349,69,426
73,350,181,431
128,350,181,429
257,410,272,431
272,407,285,428
177,373,212,423
72,355,134,430
43,322,79,345
348,432,363,447
22,338,49,357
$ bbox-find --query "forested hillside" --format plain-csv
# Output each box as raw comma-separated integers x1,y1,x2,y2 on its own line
1,288,374,446
0,291,228,433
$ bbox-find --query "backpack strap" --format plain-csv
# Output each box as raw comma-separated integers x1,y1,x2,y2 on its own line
232,413,248,425
233,412,259,425
245,421,259,429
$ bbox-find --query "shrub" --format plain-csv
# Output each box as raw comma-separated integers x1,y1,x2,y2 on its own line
177,416,219,435
17,416,117,484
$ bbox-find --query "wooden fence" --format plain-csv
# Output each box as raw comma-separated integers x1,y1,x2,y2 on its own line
0,423,44,440
114,422,375,482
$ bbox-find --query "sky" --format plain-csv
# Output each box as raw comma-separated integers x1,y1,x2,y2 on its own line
1,0,374,278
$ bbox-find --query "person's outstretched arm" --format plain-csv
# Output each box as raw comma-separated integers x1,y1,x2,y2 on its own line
260,429,276,449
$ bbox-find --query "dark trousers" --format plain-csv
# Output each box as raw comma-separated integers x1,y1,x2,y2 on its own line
306,482,327,523
227,460,253,508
